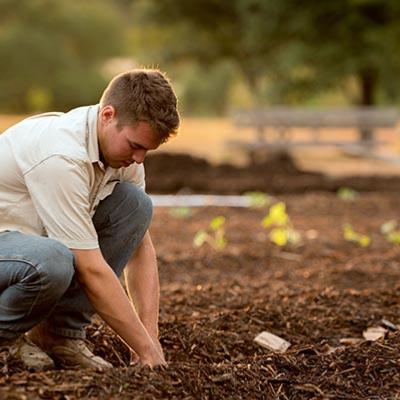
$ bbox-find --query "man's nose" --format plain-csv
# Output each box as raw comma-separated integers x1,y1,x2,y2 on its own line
132,150,147,164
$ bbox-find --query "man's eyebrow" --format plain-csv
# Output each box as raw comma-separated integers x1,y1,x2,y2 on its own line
128,140,146,149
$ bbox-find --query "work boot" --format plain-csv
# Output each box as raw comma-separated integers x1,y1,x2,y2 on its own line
43,338,113,370
28,326,112,370
0,335,55,371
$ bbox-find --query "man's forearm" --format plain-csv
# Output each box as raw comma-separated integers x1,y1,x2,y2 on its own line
72,247,162,365
124,231,160,338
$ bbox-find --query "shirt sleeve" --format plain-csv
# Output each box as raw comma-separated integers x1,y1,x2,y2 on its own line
24,155,99,249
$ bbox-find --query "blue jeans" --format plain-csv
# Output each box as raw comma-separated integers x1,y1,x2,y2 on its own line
0,182,153,340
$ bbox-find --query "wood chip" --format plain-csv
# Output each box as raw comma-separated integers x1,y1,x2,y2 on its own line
254,331,291,353
363,326,387,341
339,338,363,345
321,343,345,354
381,319,398,331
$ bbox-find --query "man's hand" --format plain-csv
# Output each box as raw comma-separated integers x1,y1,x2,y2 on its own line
72,248,165,367
130,338,166,368
138,341,166,368
124,232,166,367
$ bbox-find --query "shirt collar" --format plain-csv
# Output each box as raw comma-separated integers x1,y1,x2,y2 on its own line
86,104,103,166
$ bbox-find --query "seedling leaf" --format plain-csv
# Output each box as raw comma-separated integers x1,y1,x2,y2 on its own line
210,216,225,231
262,202,288,227
245,191,272,208
343,224,358,241
343,224,370,247
381,220,397,235
337,187,359,201
193,216,227,251
270,228,288,246
359,235,371,247
287,228,302,245
387,231,400,244
215,235,227,250
169,207,192,219
193,230,207,247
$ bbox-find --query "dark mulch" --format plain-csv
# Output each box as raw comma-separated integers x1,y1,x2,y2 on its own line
145,152,400,194
1,192,400,399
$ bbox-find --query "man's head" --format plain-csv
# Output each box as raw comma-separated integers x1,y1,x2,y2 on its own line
97,68,180,168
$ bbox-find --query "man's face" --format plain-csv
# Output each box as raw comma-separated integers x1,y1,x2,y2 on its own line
98,107,162,169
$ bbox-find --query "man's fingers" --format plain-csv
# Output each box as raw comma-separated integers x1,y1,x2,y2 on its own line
129,350,140,365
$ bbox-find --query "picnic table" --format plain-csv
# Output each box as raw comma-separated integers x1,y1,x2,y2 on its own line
229,107,400,161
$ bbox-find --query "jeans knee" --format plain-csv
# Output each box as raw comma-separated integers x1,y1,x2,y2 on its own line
117,182,153,229
37,239,74,295
136,188,153,228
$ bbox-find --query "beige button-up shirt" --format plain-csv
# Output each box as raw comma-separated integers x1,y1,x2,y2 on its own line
0,105,145,249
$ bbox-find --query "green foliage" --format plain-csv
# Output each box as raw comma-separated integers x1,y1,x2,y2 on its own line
380,219,398,235
244,191,273,208
386,231,400,245
261,202,301,246
269,227,301,247
178,62,236,116
4,0,400,114
343,223,370,247
26,86,52,112
209,216,225,231
130,0,400,108
262,202,288,227
0,0,125,112
193,230,208,247
169,207,192,219
337,187,360,201
131,0,291,104
380,219,400,244
193,216,227,251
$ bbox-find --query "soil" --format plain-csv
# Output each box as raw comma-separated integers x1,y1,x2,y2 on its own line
145,152,400,194
1,191,400,399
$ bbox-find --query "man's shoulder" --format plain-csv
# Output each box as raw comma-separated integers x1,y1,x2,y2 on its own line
12,105,92,136
5,106,94,171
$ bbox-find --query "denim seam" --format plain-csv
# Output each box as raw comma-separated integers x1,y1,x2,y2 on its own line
0,258,44,317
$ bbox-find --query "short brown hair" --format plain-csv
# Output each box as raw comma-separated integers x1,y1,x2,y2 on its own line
100,69,180,142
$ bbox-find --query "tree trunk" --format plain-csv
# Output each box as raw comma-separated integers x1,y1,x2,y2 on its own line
358,69,377,143
238,61,263,106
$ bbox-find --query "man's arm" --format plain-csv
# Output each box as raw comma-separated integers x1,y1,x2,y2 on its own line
124,231,160,339
72,247,165,367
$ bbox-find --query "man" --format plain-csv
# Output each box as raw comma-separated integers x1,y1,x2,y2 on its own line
0,69,180,371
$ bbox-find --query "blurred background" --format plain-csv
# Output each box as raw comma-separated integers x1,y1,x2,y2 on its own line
1,0,400,176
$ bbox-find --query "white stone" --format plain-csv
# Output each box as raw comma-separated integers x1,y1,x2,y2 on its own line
254,331,291,353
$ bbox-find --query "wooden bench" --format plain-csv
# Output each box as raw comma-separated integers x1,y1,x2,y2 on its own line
229,107,400,161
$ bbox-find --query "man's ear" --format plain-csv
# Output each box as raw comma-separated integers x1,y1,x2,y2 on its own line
100,105,116,125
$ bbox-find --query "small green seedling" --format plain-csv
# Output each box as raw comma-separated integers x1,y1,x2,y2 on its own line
169,207,192,219
380,219,400,244
261,202,301,246
381,219,398,234
244,191,273,208
337,187,359,201
343,223,370,247
193,216,227,250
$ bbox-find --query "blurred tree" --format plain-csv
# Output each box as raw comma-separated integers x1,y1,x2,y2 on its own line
129,0,292,105
279,0,400,106
178,61,236,115
129,0,400,115
282,0,400,140
0,0,124,112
